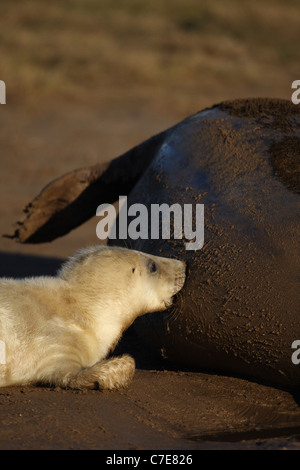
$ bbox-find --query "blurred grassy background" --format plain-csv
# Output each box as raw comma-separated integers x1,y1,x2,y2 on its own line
0,0,299,259
1,0,299,114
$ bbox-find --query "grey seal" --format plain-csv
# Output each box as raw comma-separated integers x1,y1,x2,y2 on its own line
9,98,300,391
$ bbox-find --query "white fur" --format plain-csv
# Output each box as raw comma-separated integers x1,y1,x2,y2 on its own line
0,246,185,390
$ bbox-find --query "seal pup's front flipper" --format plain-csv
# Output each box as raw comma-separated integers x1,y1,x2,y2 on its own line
60,355,136,391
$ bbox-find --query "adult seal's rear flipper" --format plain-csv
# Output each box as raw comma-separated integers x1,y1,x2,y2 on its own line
5,130,167,243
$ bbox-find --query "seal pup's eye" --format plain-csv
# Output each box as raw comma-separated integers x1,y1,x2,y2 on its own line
148,260,157,274
132,267,136,274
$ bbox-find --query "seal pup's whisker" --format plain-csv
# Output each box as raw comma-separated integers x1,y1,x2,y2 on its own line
167,290,184,326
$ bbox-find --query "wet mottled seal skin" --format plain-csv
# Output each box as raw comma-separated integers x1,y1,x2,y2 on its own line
110,98,300,392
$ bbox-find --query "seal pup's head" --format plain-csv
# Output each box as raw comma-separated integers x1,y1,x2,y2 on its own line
58,245,186,322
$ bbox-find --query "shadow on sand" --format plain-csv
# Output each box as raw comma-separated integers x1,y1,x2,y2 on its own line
0,251,64,278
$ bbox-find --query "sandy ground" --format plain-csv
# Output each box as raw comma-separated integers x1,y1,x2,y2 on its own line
0,100,300,451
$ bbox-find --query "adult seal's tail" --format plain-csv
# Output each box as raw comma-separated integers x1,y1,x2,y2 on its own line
8,98,300,392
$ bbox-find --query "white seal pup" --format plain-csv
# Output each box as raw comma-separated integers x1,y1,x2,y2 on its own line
0,246,185,390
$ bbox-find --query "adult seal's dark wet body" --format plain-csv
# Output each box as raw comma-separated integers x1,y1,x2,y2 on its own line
111,99,300,391
10,98,300,392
